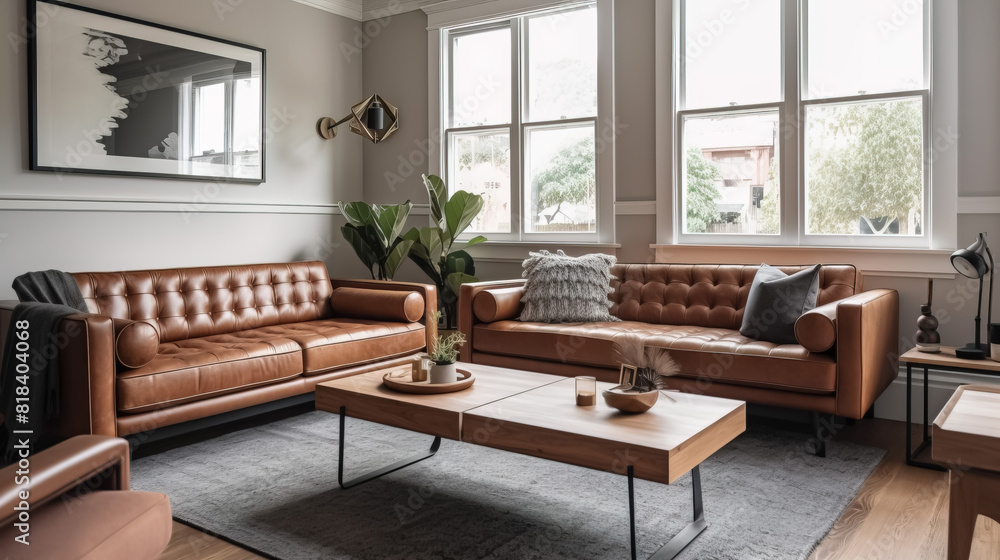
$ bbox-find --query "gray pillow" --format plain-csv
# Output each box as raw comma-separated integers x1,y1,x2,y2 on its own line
519,250,620,323
739,264,822,345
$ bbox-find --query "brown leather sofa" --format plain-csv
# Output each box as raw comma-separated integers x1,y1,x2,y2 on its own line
0,435,172,559
459,264,898,420
0,261,436,438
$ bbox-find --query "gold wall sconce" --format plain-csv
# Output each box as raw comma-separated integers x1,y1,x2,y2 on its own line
316,94,398,144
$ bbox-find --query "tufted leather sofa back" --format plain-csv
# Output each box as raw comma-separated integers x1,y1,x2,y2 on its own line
73,261,334,343
609,264,861,330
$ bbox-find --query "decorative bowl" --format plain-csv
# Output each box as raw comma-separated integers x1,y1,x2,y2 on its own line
602,387,659,413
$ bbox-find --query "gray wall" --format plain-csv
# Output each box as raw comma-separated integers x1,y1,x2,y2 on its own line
0,0,370,298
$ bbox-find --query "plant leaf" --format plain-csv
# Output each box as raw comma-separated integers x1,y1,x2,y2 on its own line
444,190,484,245
403,228,443,284
464,235,487,248
423,174,448,228
339,201,376,229
383,239,414,280
444,272,478,301
447,250,476,278
418,227,444,262
340,225,377,278
376,201,412,245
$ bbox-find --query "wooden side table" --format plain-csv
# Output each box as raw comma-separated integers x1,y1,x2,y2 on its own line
932,384,1000,560
900,347,1000,470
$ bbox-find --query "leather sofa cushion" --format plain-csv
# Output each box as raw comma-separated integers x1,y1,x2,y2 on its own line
0,490,171,560
261,319,426,375
473,287,525,323
75,261,334,344
112,318,159,369
474,321,837,394
609,264,860,330
116,331,303,413
330,287,425,323
795,301,838,352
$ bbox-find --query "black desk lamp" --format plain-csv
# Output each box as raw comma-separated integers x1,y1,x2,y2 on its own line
951,232,993,359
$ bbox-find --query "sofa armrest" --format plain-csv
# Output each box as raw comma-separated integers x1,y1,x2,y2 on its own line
329,279,437,349
834,289,899,419
458,280,527,362
1,306,117,438
0,435,129,526
56,313,118,438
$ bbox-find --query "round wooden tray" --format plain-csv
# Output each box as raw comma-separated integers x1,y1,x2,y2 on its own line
382,369,475,394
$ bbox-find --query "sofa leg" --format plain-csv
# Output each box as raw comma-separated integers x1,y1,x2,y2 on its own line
809,412,831,458
845,417,857,427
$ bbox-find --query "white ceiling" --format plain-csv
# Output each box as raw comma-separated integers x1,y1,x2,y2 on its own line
288,0,437,21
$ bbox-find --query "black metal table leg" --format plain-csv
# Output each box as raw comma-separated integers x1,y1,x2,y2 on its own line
904,365,946,471
338,406,442,489
628,465,708,560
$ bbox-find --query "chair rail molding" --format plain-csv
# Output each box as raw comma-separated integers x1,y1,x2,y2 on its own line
0,196,432,216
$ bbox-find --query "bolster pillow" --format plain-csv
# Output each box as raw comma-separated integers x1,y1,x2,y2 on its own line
473,287,525,323
794,302,838,353
113,318,159,369
330,287,424,323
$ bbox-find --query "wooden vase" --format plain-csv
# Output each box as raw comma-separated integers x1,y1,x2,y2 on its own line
602,388,659,413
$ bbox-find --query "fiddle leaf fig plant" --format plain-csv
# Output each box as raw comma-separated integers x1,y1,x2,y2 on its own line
404,174,487,328
339,200,414,281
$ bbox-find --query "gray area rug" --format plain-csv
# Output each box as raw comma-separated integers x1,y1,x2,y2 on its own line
131,411,885,560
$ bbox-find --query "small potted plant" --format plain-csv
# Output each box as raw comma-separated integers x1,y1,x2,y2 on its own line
427,312,466,383
605,334,680,413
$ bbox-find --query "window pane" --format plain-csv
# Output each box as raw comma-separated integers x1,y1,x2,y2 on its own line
805,98,924,236
232,78,261,172
451,28,511,127
682,112,779,234
193,82,226,157
527,7,597,122
807,0,925,99
450,131,511,233
684,0,781,110
525,124,596,233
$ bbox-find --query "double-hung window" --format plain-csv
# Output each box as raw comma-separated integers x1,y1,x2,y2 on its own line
676,0,931,247
436,2,610,243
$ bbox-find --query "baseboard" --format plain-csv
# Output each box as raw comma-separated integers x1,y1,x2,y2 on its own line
874,365,1000,423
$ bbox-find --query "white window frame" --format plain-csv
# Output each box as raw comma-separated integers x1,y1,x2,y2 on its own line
426,0,616,245
655,0,959,252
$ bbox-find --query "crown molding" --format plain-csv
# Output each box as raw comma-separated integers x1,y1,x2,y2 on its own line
290,0,363,21
362,0,436,20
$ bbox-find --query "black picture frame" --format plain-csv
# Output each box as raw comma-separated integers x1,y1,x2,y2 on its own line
28,0,266,183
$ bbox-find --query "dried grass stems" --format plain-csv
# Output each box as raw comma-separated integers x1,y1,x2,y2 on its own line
613,333,680,400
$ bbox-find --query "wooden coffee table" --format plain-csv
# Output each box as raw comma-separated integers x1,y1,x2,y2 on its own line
316,363,747,560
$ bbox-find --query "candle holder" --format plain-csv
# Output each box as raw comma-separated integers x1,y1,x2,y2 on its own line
575,376,596,406
411,354,429,382
915,279,941,353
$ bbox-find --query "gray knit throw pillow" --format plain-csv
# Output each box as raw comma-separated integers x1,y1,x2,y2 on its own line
519,250,620,323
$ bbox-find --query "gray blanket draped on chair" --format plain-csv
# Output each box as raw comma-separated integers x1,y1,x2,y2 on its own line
0,270,88,465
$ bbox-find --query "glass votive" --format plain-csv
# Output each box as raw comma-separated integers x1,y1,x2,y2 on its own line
576,376,597,406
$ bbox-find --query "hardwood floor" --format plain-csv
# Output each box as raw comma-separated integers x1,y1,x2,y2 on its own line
155,418,1000,560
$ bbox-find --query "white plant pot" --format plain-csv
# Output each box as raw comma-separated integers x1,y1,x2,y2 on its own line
429,362,458,384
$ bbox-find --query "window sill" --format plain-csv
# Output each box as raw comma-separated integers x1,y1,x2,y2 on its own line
649,244,957,278
466,241,621,263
